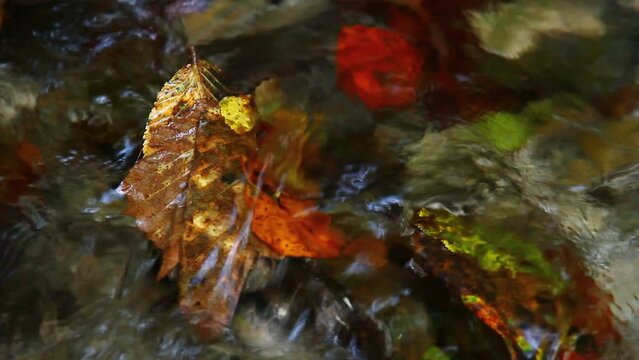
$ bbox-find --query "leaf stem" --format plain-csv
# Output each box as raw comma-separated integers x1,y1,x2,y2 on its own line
189,45,198,65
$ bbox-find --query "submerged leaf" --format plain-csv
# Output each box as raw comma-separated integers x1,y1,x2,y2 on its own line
249,192,343,258
180,0,332,44
414,208,561,286
469,0,605,59
411,209,618,358
336,25,424,110
252,79,324,196
122,56,269,335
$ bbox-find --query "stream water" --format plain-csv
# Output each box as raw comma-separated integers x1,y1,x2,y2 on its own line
1,1,639,359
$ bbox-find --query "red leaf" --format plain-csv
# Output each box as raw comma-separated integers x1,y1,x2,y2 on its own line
336,25,423,110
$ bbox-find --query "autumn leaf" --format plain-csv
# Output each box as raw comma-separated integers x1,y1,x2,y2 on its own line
336,25,423,110
122,50,347,335
121,51,272,336
250,106,322,196
249,191,343,258
247,79,344,258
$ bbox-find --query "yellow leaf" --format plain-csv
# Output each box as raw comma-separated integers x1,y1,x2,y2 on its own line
219,95,258,134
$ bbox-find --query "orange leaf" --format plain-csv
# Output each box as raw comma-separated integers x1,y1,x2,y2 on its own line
249,191,343,258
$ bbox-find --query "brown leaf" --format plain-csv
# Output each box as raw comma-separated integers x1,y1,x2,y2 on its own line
121,55,270,336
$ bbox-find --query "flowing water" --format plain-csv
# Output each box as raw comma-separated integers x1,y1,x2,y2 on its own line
1,0,639,359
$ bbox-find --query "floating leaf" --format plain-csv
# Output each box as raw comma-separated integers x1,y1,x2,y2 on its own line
461,292,535,359
343,234,388,269
122,54,271,336
122,53,348,335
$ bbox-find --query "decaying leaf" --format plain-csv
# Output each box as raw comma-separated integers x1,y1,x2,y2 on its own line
251,79,326,196
252,107,321,196
249,192,343,258
121,53,271,335
247,79,344,258
122,52,346,335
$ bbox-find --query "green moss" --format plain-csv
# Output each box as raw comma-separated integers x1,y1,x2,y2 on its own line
416,209,564,292
458,112,533,151
421,346,450,360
